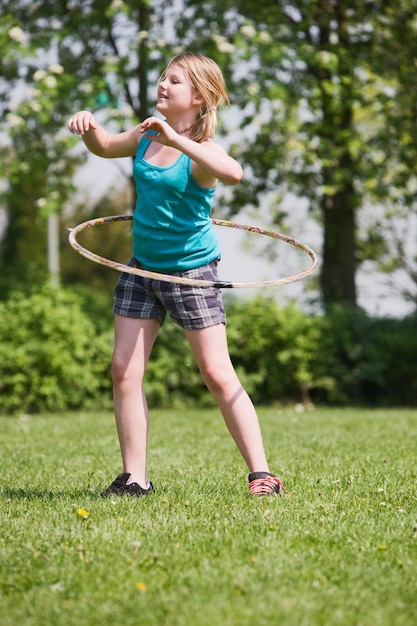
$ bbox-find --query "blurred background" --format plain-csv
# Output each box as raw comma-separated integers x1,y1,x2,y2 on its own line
1,0,416,412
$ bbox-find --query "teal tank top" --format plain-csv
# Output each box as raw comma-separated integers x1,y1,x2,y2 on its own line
131,135,221,272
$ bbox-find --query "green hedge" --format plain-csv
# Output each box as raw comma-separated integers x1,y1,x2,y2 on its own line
0,286,416,413
0,285,113,413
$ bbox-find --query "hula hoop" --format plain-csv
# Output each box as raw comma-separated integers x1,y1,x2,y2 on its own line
68,214,319,288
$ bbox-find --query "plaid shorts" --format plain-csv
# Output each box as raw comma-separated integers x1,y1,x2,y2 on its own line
113,257,226,330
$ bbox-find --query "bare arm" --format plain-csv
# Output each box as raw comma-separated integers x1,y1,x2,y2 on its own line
67,110,141,158
138,117,243,186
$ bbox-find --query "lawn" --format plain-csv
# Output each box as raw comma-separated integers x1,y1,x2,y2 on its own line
0,406,416,626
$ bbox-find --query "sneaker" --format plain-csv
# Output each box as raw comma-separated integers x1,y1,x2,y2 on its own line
248,471,288,496
101,472,154,497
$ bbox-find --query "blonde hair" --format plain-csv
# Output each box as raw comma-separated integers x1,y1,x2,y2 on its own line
161,52,230,143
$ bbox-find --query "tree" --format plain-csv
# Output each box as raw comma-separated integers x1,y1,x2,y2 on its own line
176,0,417,310
0,0,174,295
2,0,417,311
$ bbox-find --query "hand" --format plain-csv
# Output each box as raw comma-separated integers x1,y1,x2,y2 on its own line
67,111,98,135
138,117,177,146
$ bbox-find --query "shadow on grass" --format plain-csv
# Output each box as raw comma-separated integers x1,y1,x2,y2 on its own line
1,486,99,500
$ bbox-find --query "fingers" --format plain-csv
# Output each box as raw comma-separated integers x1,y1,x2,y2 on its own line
138,116,165,134
67,111,97,135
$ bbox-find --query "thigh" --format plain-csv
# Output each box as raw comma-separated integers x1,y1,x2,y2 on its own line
184,323,235,377
113,314,160,375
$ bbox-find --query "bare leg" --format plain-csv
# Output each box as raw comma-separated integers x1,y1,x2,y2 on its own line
111,315,160,487
184,323,270,473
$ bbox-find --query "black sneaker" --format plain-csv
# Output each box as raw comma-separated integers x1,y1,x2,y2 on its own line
248,471,288,496
101,472,154,497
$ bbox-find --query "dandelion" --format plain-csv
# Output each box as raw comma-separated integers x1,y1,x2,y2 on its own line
136,581,147,593
77,507,90,519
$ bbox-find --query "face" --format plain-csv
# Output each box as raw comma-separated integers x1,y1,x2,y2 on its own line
156,64,201,115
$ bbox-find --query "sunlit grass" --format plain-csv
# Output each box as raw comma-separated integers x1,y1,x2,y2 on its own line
1,407,416,626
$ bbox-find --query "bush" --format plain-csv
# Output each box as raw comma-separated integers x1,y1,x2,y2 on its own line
0,285,415,413
0,284,113,413
226,297,321,404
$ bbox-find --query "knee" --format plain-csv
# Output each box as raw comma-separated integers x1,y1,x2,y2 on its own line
111,353,143,389
202,363,237,397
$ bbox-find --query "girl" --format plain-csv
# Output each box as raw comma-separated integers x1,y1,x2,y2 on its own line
67,52,286,497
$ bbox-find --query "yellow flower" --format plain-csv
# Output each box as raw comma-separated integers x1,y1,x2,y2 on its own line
77,508,90,519
136,582,147,593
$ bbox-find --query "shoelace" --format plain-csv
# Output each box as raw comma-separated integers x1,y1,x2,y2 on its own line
248,475,288,496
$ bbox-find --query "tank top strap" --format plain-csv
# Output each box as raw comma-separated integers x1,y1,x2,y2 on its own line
136,134,153,159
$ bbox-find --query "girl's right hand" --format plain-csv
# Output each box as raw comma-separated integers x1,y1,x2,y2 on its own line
67,110,98,135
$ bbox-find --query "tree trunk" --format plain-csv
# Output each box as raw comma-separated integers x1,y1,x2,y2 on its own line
321,189,357,307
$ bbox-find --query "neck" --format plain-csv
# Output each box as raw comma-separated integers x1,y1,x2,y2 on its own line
173,124,192,135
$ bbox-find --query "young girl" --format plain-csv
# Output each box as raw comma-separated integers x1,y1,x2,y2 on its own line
68,52,286,497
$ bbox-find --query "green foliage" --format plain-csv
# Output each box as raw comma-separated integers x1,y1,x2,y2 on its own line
0,287,415,413
3,1,417,309
226,298,417,407
179,0,417,307
0,284,112,413
0,0,173,298
226,297,320,404
310,305,417,406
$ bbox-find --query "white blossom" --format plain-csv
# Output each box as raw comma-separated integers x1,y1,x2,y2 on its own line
240,25,257,39
30,101,42,112
259,31,272,44
137,30,149,44
5,113,25,128
80,83,93,94
48,63,64,75
212,34,234,54
9,26,27,44
44,76,57,89
33,69,47,82
247,82,260,96
110,0,125,10
50,19,62,30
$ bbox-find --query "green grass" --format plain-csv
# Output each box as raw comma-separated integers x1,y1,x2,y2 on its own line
1,406,416,626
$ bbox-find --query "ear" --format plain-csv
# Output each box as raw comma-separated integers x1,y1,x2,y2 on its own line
192,91,205,106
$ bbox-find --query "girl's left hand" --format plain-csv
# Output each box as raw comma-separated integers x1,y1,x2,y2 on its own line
138,117,177,146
